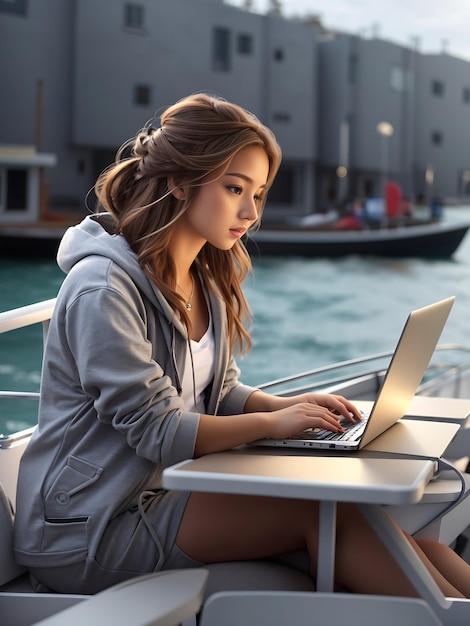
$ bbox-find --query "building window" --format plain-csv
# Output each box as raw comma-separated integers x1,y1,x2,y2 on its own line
213,27,231,71
134,84,151,106
0,0,28,16
390,65,406,92
273,48,284,62
431,131,443,145
431,79,444,96
463,87,470,104
272,112,291,123
237,33,253,55
124,3,145,30
268,166,295,204
6,169,28,211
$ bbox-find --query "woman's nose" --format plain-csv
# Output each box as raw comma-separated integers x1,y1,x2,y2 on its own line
241,197,258,221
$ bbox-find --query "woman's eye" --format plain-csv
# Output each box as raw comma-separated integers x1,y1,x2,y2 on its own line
226,185,263,202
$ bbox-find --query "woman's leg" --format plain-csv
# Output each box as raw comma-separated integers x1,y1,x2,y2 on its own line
415,538,470,597
175,493,467,598
334,502,466,598
176,493,313,564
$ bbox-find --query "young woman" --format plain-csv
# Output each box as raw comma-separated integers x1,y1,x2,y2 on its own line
14,93,470,598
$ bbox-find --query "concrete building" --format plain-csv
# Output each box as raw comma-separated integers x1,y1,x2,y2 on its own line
414,53,470,203
317,33,470,210
317,34,415,210
1,0,470,221
0,0,317,218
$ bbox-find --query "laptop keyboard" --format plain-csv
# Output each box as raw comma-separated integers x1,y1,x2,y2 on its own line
291,410,370,442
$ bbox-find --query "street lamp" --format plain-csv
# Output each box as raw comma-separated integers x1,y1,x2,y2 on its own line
376,121,394,219
337,119,350,203
376,121,394,138
425,165,435,206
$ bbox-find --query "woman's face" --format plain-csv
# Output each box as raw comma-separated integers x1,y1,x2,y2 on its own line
174,145,270,251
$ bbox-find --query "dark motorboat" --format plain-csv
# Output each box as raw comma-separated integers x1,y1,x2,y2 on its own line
246,219,470,259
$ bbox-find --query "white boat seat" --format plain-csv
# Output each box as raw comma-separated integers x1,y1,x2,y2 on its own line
0,476,454,626
0,470,314,626
1,570,208,626
3,483,468,626
198,590,445,626
1,476,208,625
0,427,33,514
0,482,26,586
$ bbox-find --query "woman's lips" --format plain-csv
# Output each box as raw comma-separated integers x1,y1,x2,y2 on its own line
230,227,247,238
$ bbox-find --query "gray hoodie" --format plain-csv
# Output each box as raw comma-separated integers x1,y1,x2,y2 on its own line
14,214,255,569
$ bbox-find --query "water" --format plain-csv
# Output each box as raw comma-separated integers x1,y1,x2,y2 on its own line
1,207,470,435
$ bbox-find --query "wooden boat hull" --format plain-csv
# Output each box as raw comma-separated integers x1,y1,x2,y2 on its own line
246,222,470,258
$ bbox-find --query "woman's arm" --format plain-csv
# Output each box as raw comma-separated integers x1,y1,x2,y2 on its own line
194,390,361,457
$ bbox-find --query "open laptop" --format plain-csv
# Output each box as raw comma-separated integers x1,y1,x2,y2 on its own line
252,297,456,453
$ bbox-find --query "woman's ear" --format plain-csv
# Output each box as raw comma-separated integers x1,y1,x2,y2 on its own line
167,177,185,200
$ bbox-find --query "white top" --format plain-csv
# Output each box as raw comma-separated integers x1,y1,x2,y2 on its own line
181,310,215,413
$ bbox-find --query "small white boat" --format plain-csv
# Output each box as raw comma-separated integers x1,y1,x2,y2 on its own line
1,299,469,625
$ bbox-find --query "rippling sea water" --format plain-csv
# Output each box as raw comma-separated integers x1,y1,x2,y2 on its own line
241,207,470,386
1,207,470,435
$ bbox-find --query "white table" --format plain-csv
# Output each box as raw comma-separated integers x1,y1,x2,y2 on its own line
163,451,452,610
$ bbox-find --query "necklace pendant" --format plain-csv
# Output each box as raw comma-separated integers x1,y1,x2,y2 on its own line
185,301,192,311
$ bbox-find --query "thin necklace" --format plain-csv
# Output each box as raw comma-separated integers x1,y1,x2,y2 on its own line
178,274,195,311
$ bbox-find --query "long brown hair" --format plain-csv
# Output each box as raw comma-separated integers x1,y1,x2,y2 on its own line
94,93,281,353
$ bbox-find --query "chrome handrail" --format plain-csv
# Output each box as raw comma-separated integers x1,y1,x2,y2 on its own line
258,343,470,395
258,352,395,392
0,391,40,399
0,297,56,342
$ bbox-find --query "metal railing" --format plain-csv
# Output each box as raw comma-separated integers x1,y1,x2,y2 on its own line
1,299,469,424
259,344,470,398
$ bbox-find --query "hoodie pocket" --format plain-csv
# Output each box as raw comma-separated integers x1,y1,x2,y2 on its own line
44,454,103,517
42,455,103,553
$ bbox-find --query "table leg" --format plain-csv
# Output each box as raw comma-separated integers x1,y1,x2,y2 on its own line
316,501,337,592
358,503,452,611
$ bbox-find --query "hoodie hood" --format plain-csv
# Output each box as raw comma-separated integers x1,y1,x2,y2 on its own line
59,213,153,300
59,213,134,277
57,213,179,329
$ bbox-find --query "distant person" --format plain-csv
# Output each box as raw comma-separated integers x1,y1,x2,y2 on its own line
400,196,413,218
14,93,470,599
335,197,363,229
430,196,443,220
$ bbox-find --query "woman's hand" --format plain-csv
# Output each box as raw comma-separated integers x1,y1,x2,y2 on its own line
244,390,362,441
294,392,362,423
